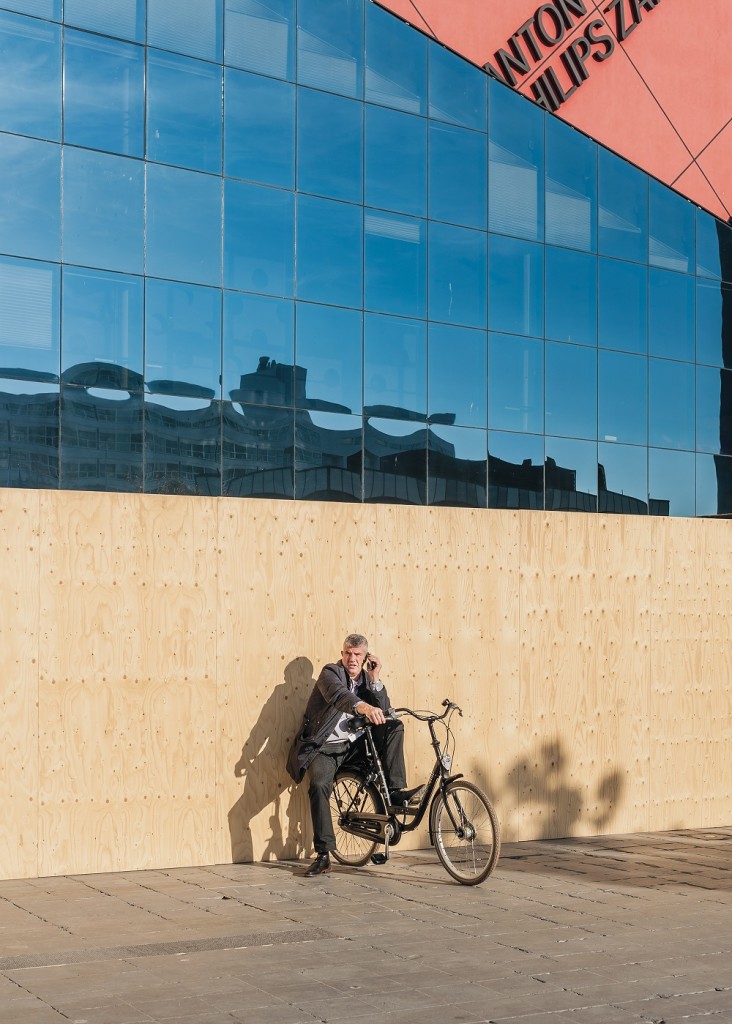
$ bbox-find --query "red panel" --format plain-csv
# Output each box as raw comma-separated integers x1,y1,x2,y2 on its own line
376,0,732,221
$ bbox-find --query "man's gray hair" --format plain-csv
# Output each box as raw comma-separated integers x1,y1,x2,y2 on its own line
343,633,368,650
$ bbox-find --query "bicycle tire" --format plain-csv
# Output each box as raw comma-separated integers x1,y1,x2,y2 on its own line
430,780,501,885
330,770,382,867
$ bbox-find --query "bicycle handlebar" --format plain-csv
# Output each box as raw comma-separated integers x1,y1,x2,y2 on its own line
391,699,462,722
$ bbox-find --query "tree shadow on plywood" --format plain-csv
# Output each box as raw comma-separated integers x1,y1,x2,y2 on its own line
227,656,314,863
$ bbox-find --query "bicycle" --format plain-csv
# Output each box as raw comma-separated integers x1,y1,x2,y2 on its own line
328,699,501,885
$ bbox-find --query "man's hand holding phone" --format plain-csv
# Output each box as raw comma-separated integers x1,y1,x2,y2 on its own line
365,652,381,682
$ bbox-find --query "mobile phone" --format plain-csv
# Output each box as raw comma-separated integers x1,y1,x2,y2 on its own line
366,655,376,671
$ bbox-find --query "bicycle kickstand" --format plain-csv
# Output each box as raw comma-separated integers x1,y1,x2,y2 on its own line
370,826,390,866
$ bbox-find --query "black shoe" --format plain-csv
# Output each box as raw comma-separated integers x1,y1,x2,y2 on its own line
390,785,425,806
304,853,331,877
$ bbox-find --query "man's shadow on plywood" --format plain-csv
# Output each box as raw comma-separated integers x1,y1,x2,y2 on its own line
227,656,314,863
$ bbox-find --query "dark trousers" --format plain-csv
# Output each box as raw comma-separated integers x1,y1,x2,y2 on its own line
307,719,406,854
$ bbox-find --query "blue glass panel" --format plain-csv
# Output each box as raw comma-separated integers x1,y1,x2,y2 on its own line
598,258,647,354
365,210,426,320
428,42,486,132
488,81,544,241
697,280,732,369
365,1,426,114
545,341,596,440
63,31,144,157
147,51,222,174
60,386,142,492
0,377,58,489
64,0,145,42
0,13,60,140
429,122,487,230
598,148,647,264
63,148,144,275
225,0,294,80
144,394,221,496
428,222,486,329
545,247,597,346
648,269,694,362
649,358,694,452
295,409,362,502
298,0,363,98
546,116,596,252
649,448,695,517
598,350,647,446
649,179,694,274
0,0,59,18
696,210,732,282
224,181,294,297
222,401,294,498
598,442,647,514
223,292,294,403
364,104,426,217
488,235,543,338
296,194,362,308
428,424,486,508
429,323,486,429
145,280,222,399
0,135,59,262
148,0,222,62
364,314,425,420
224,69,294,188
147,165,222,286
697,453,732,517
488,333,543,435
295,303,361,414
545,435,597,512
0,256,59,378
297,88,362,203
61,269,143,389
697,365,732,456
488,430,543,510
364,417,426,504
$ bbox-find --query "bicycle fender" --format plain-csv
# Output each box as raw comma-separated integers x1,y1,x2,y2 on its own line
443,773,464,785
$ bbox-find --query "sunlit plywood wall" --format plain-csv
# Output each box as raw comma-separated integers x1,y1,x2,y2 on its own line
1,488,730,879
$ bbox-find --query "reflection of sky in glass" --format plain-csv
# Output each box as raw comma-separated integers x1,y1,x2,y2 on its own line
546,116,596,253
428,222,486,329
365,1,426,114
599,350,647,445
365,105,426,217
696,209,732,280
63,30,144,156
296,194,362,308
145,280,221,397
489,333,542,434
147,51,222,174
546,247,597,346
62,268,143,377
0,134,60,262
148,0,222,62
489,79,544,241
0,12,60,139
488,236,543,338
545,436,597,498
649,448,695,517
648,269,694,361
298,0,362,97
489,429,543,468
599,258,647,354
64,0,144,42
429,122,487,230
429,423,486,461
364,313,425,417
598,147,647,264
598,442,647,505
428,43,486,131
429,323,486,428
365,210,426,319
696,453,732,517
649,178,694,274
545,342,596,440
147,165,222,286
649,358,694,450
297,88,362,203
225,69,294,188
696,365,729,454
224,180,294,296
697,280,732,369
295,303,361,414
224,292,293,400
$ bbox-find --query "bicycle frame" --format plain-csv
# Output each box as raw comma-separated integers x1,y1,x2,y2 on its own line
335,703,464,849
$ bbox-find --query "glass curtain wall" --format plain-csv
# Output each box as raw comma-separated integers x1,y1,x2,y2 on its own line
1,0,731,515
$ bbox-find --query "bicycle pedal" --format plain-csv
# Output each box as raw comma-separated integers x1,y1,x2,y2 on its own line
370,853,387,865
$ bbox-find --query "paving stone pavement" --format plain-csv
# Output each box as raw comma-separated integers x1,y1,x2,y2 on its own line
1,829,731,1024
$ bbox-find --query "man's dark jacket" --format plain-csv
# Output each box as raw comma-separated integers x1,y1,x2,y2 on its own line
286,661,391,783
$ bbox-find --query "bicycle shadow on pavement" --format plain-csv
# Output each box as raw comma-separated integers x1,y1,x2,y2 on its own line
227,656,314,864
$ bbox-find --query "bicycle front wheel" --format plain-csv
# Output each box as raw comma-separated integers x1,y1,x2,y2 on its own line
330,770,381,867
430,781,500,885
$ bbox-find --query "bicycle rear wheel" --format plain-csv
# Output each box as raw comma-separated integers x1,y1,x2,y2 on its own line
330,770,381,867
430,780,500,885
